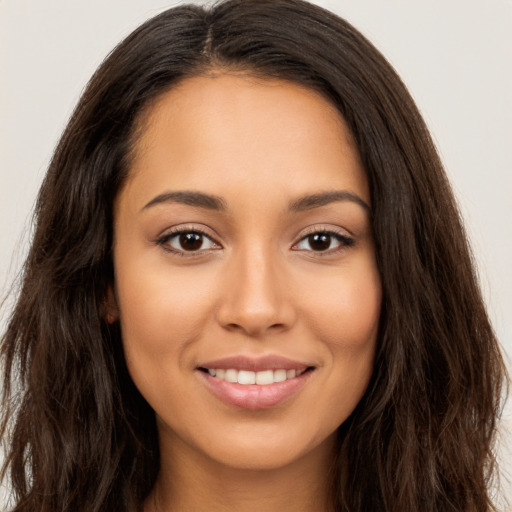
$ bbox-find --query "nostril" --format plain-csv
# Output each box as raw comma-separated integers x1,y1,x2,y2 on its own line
215,294,296,336
224,321,287,336
225,323,244,332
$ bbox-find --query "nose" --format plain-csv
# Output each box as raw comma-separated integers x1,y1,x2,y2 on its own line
215,247,296,337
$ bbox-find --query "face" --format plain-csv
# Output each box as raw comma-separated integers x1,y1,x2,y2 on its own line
112,73,381,471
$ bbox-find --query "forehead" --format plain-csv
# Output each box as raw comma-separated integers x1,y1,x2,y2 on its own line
120,73,369,211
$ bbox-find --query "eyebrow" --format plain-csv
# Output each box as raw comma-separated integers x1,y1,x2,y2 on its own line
142,191,227,211
142,189,370,214
289,191,370,212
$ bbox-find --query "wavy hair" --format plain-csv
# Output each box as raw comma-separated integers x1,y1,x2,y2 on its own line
1,1,507,510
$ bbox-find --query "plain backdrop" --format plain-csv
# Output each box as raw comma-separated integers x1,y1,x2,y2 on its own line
1,0,511,507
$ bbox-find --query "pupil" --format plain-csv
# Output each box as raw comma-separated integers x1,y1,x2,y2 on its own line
180,233,203,251
309,233,330,251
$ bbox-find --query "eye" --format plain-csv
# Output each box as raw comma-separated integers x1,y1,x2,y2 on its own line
158,229,220,254
294,231,354,253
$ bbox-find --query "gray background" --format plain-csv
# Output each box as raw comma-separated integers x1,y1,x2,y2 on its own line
1,0,511,507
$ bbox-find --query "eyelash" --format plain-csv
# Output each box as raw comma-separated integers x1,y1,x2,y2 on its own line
156,227,355,257
292,229,355,256
156,227,220,256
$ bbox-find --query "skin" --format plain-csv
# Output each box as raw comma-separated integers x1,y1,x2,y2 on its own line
110,73,382,512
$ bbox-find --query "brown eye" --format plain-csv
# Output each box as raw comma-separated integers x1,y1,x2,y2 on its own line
307,233,331,251
179,232,204,251
294,231,354,253
160,230,219,254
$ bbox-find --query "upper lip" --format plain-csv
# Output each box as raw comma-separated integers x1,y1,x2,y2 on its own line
197,355,314,372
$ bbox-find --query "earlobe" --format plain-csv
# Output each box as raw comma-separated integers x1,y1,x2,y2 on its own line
105,312,118,324
103,285,119,323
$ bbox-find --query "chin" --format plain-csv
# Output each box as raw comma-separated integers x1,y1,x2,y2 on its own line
197,427,337,472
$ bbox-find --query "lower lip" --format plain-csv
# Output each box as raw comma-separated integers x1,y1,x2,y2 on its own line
197,370,313,410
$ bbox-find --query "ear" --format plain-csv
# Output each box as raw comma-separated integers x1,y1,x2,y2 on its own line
103,285,119,323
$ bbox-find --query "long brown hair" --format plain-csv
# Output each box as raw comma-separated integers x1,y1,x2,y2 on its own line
1,1,507,510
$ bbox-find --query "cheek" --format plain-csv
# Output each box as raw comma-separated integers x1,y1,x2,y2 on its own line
298,256,381,413
115,259,217,370
300,256,381,348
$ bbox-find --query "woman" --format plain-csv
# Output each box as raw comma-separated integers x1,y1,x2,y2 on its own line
0,0,507,510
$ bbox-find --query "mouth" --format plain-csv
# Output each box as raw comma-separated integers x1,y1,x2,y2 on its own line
198,366,313,385
196,357,316,410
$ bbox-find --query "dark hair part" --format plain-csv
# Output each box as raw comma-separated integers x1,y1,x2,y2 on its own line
1,0,507,510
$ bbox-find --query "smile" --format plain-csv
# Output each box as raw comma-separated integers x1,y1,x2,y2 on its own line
196,356,315,410
201,367,308,385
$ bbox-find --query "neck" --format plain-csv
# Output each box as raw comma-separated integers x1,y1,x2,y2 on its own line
146,432,336,512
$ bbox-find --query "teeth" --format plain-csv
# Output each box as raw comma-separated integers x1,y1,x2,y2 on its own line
255,369,273,385
273,369,287,382
225,369,238,383
205,367,307,385
238,370,256,385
